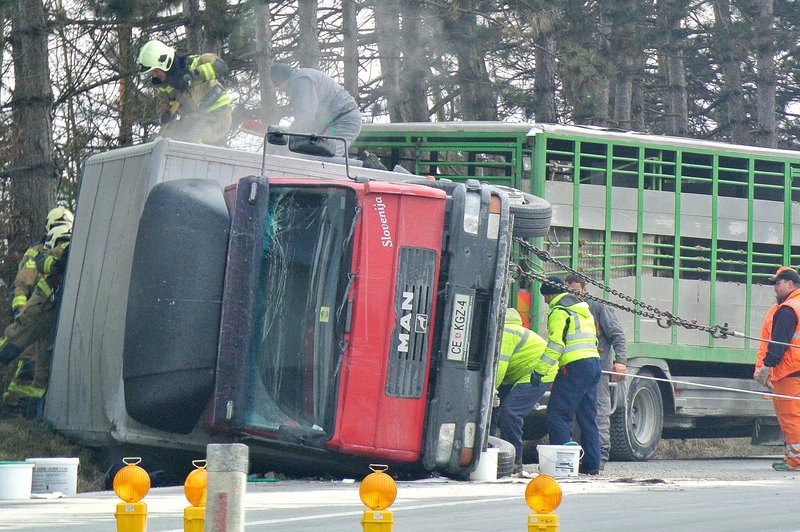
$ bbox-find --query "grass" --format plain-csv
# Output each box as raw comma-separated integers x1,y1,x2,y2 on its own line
0,418,106,492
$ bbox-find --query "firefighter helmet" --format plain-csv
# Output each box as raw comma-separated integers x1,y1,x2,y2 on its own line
45,223,71,249
45,206,74,232
138,40,175,75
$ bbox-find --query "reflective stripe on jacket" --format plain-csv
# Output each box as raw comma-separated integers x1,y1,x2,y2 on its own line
156,53,231,119
497,319,552,387
11,243,44,312
771,290,800,381
534,293,600,376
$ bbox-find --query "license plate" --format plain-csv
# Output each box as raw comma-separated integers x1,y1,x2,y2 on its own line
447,293,473,362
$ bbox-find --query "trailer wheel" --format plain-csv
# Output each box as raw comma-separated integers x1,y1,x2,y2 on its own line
609,370,663,461
494,186,552,239
488,435,516,478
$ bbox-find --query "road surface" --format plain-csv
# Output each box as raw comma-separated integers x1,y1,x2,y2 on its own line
2,456,799,531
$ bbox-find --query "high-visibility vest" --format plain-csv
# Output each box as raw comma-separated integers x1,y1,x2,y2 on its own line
771,289,800,381
498,322,553,386
756,304,778,369
534,293,600,377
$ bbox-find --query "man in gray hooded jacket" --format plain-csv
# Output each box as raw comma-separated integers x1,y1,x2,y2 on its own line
270,63,362,157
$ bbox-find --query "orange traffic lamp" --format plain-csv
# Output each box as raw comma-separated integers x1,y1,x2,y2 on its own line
359,464,397,531
525,473,562,531
113,457,151,532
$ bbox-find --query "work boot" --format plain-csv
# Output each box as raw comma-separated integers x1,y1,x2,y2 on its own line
512,459,524,476
0,403,23,419
18,397,40,419
359,151,388,171
0,338,22,366
772,461,800,472
579,466,600,475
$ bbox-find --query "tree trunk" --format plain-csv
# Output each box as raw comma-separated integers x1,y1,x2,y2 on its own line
255,0,277,123
374,0,402,122
659,0,689,137
752,0,776,148
203,0,228,55
399,0,429,121
298,0,320,68
444,1,497,120
608,0,636,129
118,24,134,147
713,0,748,144
182,0,201,51
8,0,56,255
534,34,558,123
342,0,359,103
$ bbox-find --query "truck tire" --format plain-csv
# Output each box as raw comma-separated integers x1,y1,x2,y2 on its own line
493,186,552,239
609,370,663,461
488,435,516,478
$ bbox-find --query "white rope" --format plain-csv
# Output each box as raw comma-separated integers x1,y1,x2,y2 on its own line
602,370,800,401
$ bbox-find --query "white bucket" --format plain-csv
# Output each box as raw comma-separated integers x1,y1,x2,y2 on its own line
26,457,80,496
536,444,582,477
469,448,499,481
0,461,34,500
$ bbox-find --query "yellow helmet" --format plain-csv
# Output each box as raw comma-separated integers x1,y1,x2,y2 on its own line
45,223,71,249
46,206,74,232
138,40,175,75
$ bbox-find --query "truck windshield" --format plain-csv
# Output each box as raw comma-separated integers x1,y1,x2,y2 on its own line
244,185,357,437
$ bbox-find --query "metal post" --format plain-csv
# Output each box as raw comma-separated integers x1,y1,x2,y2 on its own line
204,443,249,532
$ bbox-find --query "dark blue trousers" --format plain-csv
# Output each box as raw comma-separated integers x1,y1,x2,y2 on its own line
546,357,602,471
492,380,549,462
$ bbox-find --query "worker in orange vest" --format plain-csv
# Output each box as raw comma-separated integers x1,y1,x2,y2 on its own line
755,266,800,471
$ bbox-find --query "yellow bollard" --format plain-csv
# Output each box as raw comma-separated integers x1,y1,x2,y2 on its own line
183,460,207,532
113,457,151,532
524,473,562,532
359,464,397,532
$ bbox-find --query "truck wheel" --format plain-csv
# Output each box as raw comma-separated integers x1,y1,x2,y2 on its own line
494,186,552,239
488,436,516,478
609,370,663,461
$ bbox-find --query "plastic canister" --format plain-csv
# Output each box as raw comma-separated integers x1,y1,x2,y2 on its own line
26,457,80,496
0,461,34,500
469,448,499,481
536,444,582,477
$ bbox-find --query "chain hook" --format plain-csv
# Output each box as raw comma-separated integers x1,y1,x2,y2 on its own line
656,312,674,329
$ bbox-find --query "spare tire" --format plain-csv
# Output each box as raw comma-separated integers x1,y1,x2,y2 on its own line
488,435,516,478
493,186,552,239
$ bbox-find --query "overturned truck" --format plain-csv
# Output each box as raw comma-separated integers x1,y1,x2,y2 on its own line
46,138,551,478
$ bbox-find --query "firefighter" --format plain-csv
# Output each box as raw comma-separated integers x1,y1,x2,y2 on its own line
1,207,73,418
137,39,232,145
0,224,71,399
755,266,800,471
533,275,602,475
270,62,363,157
491,308,554,475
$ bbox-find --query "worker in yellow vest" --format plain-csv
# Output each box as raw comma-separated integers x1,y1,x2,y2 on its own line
491,308,555,475
533,275,602,475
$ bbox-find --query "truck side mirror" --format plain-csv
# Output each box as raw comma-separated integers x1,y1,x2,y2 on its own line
288,136,337,157
267,125,289,146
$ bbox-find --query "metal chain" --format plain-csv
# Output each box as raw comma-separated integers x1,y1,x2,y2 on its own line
512,237,757,342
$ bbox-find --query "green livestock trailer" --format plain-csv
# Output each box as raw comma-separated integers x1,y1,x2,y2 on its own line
355,122,797,460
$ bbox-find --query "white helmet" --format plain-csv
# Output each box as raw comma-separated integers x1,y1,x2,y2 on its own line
138,40,175,75
46,206,74,232
45,223,71,249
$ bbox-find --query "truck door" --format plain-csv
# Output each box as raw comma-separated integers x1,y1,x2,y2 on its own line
210,176,358,450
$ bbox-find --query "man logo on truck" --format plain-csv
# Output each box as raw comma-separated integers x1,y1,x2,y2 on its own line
398,291,413,352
